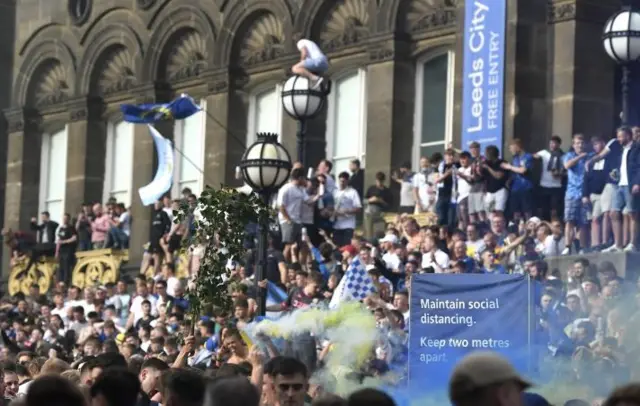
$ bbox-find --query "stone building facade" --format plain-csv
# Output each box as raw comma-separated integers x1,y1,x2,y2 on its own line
0,0,629,272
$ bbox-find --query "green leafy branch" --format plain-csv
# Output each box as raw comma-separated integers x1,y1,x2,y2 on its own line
175,187,271,326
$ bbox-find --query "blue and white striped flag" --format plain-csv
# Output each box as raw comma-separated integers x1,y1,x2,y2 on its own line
266,281,287,320
329,256,376,308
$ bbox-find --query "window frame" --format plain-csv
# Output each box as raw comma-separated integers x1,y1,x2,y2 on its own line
39,126,68,223
103,121,135,206
326,68,368,174
412,49,455,171
247,83,283,145
172,99,207,197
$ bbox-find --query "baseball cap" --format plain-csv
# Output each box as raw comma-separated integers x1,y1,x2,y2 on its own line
527,217,542,226
379,234,399,244
449,352,531,401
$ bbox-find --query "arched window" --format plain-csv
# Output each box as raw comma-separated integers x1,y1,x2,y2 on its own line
104,121,134,206
247,85,283,145
326,69,367,175
413,51,455,169
173,100,206,196
39,127,68,223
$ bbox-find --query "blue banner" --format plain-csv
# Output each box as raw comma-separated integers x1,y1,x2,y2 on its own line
461,0,507,152
408,274,532,392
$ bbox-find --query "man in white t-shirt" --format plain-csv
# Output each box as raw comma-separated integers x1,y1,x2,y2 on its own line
127,281,158,329
332,172,362,246
421,234,450,273
278,168,318,262
412,156,434,212
455,152,473,229
533,135,564,220
292,38,329,89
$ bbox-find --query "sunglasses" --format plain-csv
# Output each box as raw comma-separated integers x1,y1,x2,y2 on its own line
278,383,304,392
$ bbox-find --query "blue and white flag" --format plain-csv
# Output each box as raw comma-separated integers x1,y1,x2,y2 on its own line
329,256,376,308
121,94,201,124
138,125,174,205
266,281,287,320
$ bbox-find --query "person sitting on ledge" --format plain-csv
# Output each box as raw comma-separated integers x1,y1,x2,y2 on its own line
292,38,329,90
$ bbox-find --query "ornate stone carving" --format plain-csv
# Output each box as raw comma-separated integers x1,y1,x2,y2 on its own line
30,61,73,108
239,13,285,66
208,79,229,94
166,30,208,81
548,1,576,23
369,45,394,62
320,0,370,51
405,0,458,33
95,46,137,95
137,0,156,10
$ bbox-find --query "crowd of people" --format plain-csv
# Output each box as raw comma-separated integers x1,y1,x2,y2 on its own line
3,122,640,406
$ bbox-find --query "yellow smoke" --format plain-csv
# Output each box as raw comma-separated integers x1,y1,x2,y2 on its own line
254,302,378,374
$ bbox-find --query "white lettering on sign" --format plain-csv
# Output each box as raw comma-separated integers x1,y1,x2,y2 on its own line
466,1,490,134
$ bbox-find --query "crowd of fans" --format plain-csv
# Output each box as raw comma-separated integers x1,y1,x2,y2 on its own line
1,126,640,406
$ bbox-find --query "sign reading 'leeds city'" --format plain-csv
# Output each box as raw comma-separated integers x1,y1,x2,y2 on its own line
461,0,507,152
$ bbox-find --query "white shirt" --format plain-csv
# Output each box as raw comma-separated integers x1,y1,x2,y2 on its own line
399,174,415,207
277,182,306,224
536,150,563,188
51,306,69,324
119,212,131,236
166,276,180,297
412,171,431,207
619,143,632,186
333,187,362,230
382,252,402,271
297,39,326,60
543,235,565,257
421,249,450,272
163,207,174,222
130,294,159,324
456,166,472,201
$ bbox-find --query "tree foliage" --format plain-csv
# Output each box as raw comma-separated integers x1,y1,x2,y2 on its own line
175,186,271,321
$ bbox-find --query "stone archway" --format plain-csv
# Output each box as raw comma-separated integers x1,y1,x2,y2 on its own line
157,28,209,83
89,45,138,97
25,59,74,109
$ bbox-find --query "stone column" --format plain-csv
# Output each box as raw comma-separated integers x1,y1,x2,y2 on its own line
127,88,157,267
65,98,106,215
548,1,617,146
2,108,41,275
203,73,247,188
364,38,415,191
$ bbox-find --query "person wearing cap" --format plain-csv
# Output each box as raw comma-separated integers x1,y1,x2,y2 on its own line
449,351,530,406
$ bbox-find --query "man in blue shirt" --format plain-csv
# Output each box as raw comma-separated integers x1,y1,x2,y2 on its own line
502,139,534,221
563,134,592,254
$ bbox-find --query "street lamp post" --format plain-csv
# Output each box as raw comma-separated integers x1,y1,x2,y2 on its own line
239,132,292,316
603,7,640,125
281,75,331,167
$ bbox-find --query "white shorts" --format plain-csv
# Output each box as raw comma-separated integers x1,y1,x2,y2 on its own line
590,194,602,219
484,188,508,213
468,192,485,214
600,183,616,212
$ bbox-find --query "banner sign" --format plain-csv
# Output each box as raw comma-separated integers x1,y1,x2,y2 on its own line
139,125,174,206
408,274,532,391
460,0,507,152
